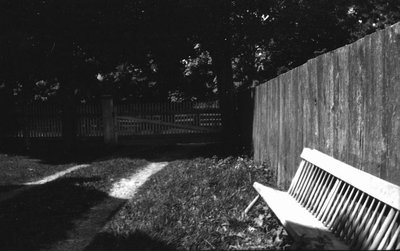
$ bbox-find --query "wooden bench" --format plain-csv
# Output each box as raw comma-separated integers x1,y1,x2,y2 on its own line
249,148,400,250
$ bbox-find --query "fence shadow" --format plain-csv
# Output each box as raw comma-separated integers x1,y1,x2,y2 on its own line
0,177,125,250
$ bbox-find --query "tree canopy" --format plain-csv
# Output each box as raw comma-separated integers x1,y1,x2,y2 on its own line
1,0,399,104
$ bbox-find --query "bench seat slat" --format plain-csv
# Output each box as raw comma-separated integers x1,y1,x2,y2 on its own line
253,182,349,250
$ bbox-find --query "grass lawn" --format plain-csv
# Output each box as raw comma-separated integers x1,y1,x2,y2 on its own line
87,155,293,250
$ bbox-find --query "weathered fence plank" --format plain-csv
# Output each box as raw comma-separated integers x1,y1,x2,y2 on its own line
336,45,350,163
385,24,400,185
349,37,366,171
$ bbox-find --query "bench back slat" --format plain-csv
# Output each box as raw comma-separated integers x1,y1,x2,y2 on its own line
328,184,351,227
340,189,360,239
315,173,336,216
387,224,400,249
288,160,306,194
361,204,388,249
318,179,341,221
294,162,313,201
352,193,368,241
305,168,324,209
331,186,355,231
370,208,397,249
323,181,344,223
300,148,400,210
378,211,399,249
312,172,331,214
351,197,377,244
299,164,318,204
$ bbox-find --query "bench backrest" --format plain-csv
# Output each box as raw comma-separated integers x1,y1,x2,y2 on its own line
287,148,400,250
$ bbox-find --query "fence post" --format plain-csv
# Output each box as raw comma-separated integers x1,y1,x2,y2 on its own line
102,95,117,145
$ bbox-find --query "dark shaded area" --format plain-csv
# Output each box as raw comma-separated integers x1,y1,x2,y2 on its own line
282,221,347,250
0,184,24,194
0,138,119,165
0,177,124,250
236,88,255,155
85,231,177,251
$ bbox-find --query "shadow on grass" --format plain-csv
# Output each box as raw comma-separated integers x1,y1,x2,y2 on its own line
85,231,177,251
0,184,24,194
0,177,125,250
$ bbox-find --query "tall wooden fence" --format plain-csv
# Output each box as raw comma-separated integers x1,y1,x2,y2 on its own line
253,22,400,188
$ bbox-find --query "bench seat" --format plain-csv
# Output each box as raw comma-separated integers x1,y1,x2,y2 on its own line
254,182,348,250
252,148,400,250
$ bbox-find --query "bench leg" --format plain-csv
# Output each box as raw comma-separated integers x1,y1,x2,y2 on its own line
244,195,260,215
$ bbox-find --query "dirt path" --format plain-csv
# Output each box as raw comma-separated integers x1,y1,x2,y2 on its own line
47,162,169,251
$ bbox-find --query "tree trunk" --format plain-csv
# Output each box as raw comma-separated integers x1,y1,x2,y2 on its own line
60,81,77,153
211,36,238,150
